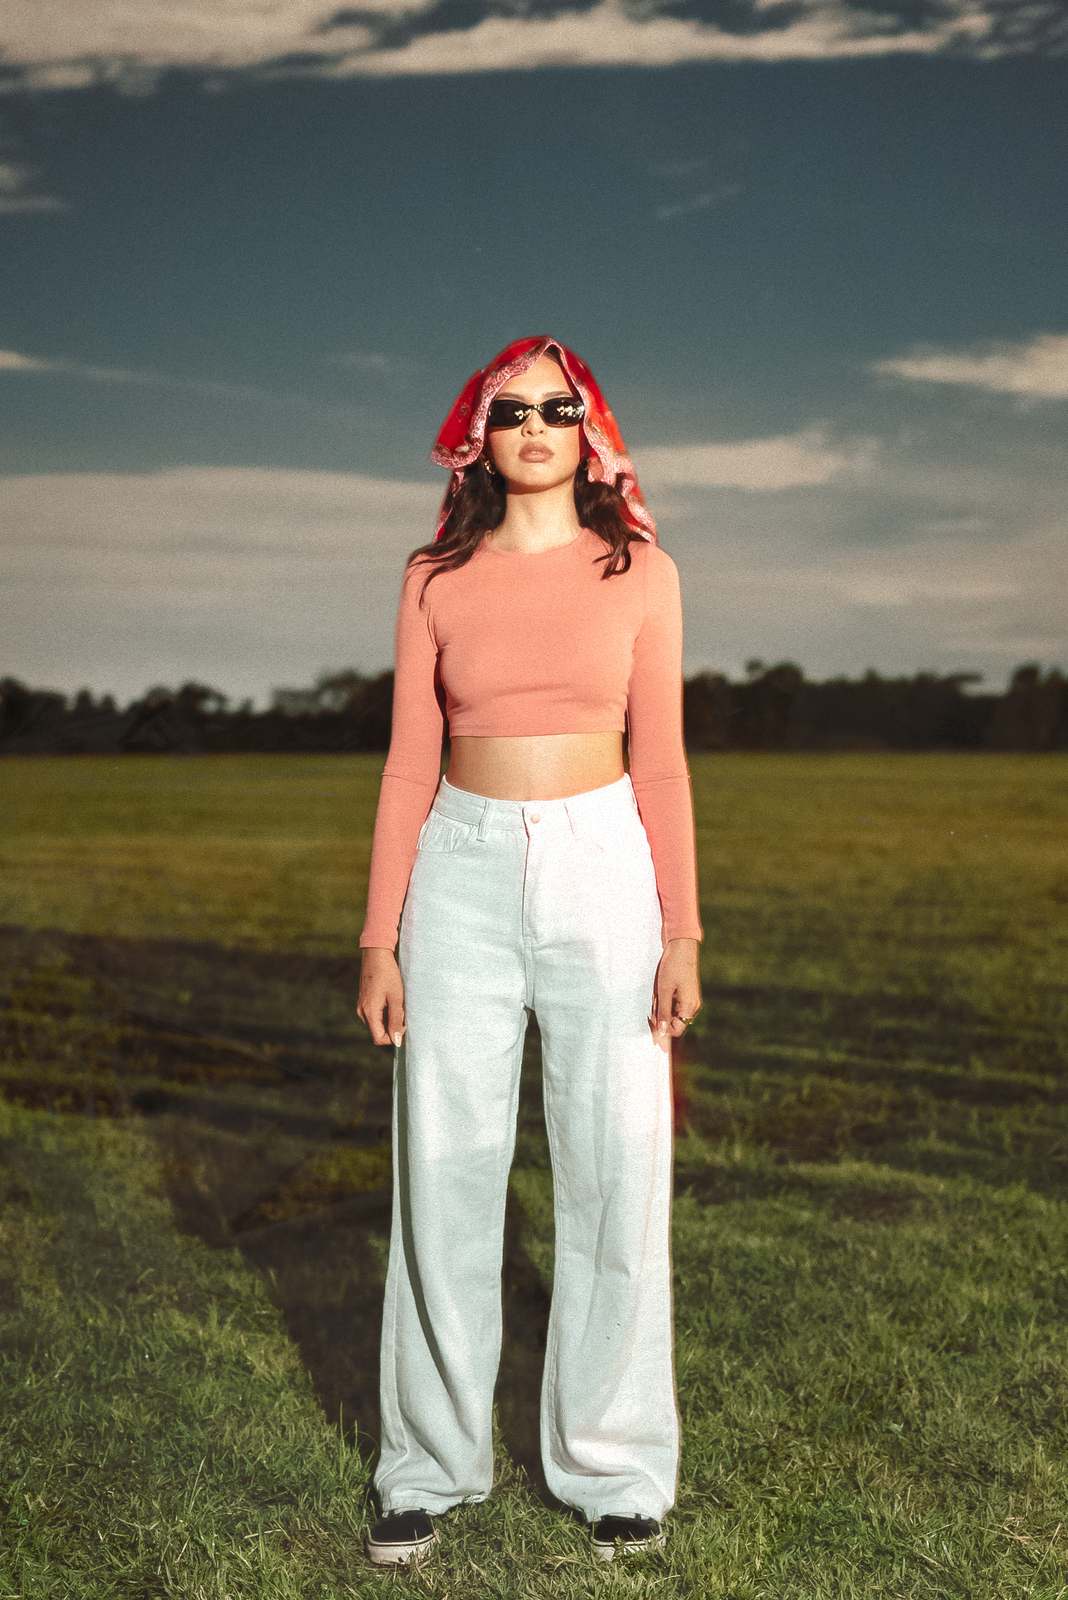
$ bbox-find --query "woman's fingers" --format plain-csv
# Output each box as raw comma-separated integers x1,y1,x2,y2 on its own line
651,968,675,1050
650,939,702,1047
358,948,405,1047
358,992,391,1046
386,989,406,1048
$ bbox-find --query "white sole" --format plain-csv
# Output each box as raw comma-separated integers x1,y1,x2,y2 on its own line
366,1530,439,1566
593,1532,667,1561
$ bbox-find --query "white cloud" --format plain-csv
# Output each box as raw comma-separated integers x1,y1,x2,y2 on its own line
0,350,54,372
874,333,1068,400
653,184,741,221
327,2,978,75
675,512,1068,685
0,467,440,704
2,429,1064,706
0,160,66,214
0,0,1007,89
1,2,384,76
0,465,438,565
0,346,351,417
648,414,1068,684
323,350,422,379
634,431,876,491
0,348,144,382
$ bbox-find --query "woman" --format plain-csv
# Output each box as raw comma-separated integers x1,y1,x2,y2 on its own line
357,336,701,1565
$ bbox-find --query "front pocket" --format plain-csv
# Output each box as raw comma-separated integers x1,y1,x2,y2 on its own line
416,813,479,854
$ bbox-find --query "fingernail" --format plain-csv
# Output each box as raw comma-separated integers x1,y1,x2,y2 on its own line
658,1020,667,1034
393,1032,402,1047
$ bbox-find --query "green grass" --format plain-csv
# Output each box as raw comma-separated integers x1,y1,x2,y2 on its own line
0,1102,371,1598
1,752,1067,1596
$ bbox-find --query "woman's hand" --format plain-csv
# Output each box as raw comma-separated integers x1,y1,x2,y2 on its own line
358,947,406,1048
651,938,702,1052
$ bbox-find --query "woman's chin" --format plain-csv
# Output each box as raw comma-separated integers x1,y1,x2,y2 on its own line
501,464,578,495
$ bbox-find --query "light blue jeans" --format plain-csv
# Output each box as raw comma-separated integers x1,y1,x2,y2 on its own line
376,775,679,1521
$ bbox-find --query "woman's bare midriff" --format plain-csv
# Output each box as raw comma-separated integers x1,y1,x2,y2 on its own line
447,731,624,802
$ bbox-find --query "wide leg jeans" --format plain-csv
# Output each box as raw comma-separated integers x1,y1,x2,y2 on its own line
375,775,679,1521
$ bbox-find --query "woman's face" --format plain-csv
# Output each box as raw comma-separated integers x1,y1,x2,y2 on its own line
485,354,583,493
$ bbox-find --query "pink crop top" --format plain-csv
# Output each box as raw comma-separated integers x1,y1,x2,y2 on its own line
360,529,702,948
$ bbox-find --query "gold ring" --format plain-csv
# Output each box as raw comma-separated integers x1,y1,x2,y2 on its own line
678,1014,693,1025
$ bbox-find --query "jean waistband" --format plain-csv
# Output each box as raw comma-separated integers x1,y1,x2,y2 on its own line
431,773,639,838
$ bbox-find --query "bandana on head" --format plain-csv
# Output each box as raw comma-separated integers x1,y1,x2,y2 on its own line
431,336,656,543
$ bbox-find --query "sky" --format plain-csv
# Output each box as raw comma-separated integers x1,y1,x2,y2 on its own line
2,1,1066,706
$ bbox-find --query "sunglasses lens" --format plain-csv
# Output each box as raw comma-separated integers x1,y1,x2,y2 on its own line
487,397,586,429
543,398,585,427
487,400,528,429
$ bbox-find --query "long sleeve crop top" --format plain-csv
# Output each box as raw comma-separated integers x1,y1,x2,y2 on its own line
359,528,702,949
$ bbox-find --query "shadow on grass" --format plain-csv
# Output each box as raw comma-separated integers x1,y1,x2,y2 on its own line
3,920,1067,1484
682,979,1068,1193
0,923,554,1488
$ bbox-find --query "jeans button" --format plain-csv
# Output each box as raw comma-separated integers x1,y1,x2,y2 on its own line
530,813,540,824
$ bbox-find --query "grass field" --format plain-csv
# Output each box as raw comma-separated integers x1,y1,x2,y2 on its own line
1,752,1066,1597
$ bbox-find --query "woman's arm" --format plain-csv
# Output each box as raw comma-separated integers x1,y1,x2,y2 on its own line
357,562,444,1046
627,548,702,1045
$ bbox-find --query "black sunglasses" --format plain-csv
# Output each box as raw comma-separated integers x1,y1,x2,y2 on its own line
486,395,586,430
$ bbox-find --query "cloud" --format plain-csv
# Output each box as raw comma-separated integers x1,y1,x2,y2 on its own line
0,346,355,418
0,348,146,383
634,430,876,491
0,350,54,372
874,333,1068,400
0,466,440,704
653,184,741,221
641,411,1068,684
323,349,421,379
673,505,1068,685
0,0,1026,90
317,1,983,75
0,160,66,214
2,438,1065,703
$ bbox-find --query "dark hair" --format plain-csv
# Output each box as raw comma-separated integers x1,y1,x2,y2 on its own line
409,458,646,599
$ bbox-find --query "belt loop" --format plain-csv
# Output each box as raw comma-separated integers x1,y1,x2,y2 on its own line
477,799,492,842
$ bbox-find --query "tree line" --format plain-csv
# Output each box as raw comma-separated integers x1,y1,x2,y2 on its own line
2,662,1066,756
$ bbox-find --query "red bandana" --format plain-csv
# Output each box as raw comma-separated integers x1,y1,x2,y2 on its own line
431,336,656,543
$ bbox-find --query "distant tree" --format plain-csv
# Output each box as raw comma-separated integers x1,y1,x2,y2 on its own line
313,671,367,713
350,672,394,751
0,678,67,747
733,662,807,749
986,665,1068,750
683,673,735,751
174,683,229,716
271,670,367,716
4,663,1065,757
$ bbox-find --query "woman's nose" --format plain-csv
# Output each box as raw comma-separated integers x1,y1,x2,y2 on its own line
521,407,547,434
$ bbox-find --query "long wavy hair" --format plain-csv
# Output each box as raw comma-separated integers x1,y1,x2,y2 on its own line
409,456,646,599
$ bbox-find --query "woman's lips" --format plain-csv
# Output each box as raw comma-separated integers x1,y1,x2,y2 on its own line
519,445,553,461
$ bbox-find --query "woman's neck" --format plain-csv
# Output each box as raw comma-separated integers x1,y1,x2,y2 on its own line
488,477,583,554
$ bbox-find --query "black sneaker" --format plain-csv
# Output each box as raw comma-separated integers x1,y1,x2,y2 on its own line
591,1514,666,1560
366,1509,438,1565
